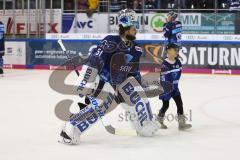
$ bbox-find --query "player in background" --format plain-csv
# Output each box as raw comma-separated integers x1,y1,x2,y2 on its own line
159,11,182,58
157,43,191,130
59,9,160,144
163,11,182,47
0,21,5,76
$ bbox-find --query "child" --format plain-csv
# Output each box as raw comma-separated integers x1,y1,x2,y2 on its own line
157,43,191,130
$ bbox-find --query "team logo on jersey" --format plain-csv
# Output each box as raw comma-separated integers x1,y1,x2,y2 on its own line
125,54,133,63
171,72,178,79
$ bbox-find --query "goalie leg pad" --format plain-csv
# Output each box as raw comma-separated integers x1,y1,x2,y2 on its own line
118,77,160,137
63,82,118,138
75,65,100,97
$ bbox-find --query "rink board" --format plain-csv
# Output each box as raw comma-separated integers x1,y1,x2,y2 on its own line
3,34,240,75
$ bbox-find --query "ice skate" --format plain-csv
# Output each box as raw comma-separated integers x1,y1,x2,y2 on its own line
59,123,80,145
178,115,192,130
157,114,168,129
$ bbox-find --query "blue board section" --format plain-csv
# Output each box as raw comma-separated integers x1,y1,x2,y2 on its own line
4,38,240,70
62,14,75,33
26,40,94,66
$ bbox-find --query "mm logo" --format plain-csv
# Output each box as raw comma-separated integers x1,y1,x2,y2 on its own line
151,14,166,32
179,14,201,26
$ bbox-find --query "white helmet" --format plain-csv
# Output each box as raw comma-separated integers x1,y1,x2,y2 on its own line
118,9,139,29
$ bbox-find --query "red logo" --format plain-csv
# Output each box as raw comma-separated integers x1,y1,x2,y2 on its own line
6,17,59,34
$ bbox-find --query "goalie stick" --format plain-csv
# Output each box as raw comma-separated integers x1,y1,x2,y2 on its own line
57,39,138,136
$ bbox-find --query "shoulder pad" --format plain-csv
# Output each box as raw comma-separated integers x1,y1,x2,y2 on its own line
175,21,182,24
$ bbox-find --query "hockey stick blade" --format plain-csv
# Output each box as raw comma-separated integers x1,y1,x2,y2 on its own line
105,125,137,136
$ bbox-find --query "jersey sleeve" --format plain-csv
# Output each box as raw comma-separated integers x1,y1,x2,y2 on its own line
160,63,172,82
128,45,143,83
163,22,171,38
86,35,113,73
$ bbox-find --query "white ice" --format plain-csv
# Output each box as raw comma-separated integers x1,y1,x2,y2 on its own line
0,69,240,160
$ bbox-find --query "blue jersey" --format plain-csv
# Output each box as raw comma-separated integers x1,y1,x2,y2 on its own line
163,21,182,47
159,58,182,100
0,22,5,57
228,0,240,10
87,35,142,85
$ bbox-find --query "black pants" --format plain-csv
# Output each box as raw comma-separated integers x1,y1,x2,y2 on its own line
159,94,184,116
84,80,105,104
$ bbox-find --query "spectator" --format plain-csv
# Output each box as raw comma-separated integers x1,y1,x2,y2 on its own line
16,0,22,9
87,0,99,17
218,0,228,9
127,0,133,9
155,0,163,9
160,0,169,9
185,0,194,9
200,0,214,9
99,0,108,12
79,0,88,11
145,0,157,10
228,0,240,11
133,0,142,13
167,0,175,8
65,1,74,12
174,0,187,9
88,0,99,10
185,0,214,10
110,0,121,12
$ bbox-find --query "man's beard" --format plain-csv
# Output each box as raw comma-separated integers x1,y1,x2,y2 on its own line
126,34,136,41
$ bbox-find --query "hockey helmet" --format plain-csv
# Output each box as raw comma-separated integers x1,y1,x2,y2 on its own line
118,9,139,29
167,11,178,20
166,43,180,50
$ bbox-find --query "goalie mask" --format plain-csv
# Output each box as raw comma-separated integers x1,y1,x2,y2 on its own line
118,9,139,29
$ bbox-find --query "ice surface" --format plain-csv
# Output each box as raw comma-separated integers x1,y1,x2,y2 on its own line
0,69,240,160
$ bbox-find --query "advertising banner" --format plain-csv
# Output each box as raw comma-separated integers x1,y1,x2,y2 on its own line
62,13,235,34
62,13,108,33
142,43,240,70
24,39,240,71
180,13,235,34
0,9,62,34
109,13,235,34
3,41,26,65
46,33,240,42
27,40,93,66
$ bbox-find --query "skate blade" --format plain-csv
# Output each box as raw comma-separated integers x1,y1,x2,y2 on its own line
58,139,76,145
58,135,77,145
